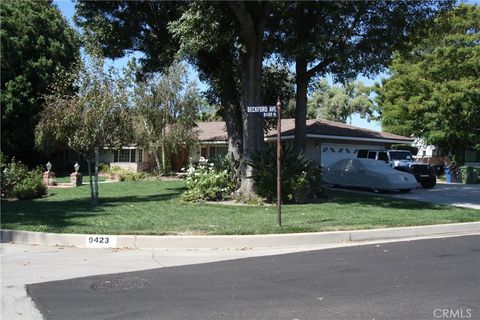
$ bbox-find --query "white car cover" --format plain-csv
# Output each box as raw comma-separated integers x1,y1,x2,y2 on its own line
323,158,417,191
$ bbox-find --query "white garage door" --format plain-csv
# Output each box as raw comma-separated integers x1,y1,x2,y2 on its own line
321,143,384,167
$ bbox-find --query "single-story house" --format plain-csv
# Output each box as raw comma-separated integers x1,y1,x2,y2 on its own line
54,119,413,172
191,119,413,168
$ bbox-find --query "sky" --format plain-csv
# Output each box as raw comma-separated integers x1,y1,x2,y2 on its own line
55,0,474,133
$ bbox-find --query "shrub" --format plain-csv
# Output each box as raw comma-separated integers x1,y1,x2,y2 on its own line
248,145,322,203
119,172,147,182
1,156,47,200
107,166,147,181
181,159,236,202
98,162,110,174
209,154,241,188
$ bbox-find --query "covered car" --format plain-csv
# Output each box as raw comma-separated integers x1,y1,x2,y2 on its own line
323,158,418,192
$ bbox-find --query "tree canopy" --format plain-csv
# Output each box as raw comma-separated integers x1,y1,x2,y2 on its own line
128,61,200,174
36,46,132,204
269,1,453,152
1,0,80,165
376,4,480,163
308,79,374,124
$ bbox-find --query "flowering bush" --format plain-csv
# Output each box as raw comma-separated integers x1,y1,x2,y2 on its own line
181,159,236,202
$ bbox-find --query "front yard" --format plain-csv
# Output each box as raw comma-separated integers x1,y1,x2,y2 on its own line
1,180,479,235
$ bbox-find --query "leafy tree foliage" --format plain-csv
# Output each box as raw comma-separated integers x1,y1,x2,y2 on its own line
128,62,200,174
168,2,244,163
35,47,132,205
308,79,374,123
269,1,453,152
1,0,80,165
376,4,480,164
74,1,182,73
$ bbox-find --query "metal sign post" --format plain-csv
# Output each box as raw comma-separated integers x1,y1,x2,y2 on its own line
276,99,282,227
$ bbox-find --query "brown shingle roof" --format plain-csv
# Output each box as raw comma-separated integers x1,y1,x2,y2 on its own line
195,121,228,141
195,119,413,143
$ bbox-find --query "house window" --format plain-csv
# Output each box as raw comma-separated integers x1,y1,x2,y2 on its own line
119,150,130,162
209,146,217,158
114,149,136,162
138,149,143,163
217,146,228,157
200,147,207,158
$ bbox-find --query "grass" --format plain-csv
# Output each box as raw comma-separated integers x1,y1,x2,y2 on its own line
1,180,479,235
54,175,107,184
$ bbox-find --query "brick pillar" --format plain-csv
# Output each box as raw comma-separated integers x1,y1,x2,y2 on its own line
42,171,56,186
70,172,83,187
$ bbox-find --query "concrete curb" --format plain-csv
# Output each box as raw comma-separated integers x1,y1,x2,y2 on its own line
2,222,479,249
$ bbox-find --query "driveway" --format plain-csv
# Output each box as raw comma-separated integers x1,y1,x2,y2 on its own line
389,182,480,209
328,182,480,209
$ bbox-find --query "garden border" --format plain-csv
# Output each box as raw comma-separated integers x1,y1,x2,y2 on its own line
2,222,479,249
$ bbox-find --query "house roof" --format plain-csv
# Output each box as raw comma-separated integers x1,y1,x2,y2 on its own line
195,119,413,144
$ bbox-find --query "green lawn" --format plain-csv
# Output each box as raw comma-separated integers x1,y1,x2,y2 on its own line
1,180,479,235
54,175,107,184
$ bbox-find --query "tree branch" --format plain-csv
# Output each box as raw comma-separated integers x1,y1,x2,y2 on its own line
229,1,256,47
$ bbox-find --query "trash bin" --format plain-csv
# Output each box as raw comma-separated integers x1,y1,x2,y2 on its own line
459,166,473,184
454,168,462,183
445,166,453,183
471,166,480,184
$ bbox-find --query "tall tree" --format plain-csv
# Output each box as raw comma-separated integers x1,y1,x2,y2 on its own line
168,2,244,164
228,1,271,194
376,4,480,164
1,0,79,165
269,1,453,153
128,62,200,173
75,1,271,195
36,46,132,205
308,79,374,123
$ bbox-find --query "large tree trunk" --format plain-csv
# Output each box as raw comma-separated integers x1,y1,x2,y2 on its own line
220,75,243,162
238,44,264,195
293,58,309,154
229,1,270,196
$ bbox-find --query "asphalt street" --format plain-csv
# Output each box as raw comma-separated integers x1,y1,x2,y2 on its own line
27,235,479,320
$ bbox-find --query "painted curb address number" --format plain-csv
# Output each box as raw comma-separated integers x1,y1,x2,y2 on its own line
85,235,117,248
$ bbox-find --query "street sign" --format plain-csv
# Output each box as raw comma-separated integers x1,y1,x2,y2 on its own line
246,105,277,118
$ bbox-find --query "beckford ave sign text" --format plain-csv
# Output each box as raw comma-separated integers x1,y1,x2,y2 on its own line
246,105,277,118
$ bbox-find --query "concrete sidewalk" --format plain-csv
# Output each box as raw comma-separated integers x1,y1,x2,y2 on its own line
2,233,478,320
2,222,480,249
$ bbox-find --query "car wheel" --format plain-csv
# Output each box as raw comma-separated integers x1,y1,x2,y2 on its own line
420,177,436,189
